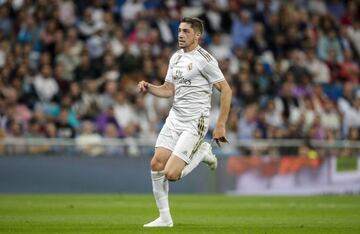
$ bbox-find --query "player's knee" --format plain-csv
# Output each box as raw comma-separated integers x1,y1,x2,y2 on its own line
150,157,165,171
164,170,180,181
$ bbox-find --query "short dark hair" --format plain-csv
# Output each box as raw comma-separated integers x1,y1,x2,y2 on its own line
180,17,204,35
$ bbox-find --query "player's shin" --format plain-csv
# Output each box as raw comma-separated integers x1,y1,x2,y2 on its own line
151,170,172,222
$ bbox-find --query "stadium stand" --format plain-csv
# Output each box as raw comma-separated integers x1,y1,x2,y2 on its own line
0,0,359,158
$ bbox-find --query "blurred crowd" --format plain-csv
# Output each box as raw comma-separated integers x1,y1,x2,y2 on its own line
0,0,359,156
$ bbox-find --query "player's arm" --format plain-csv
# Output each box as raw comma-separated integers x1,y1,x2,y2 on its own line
213,80,232,143
138,81,174,98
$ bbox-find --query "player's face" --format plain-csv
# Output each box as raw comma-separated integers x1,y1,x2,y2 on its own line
178,23,200,51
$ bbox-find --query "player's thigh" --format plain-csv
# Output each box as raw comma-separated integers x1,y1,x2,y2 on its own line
164,131,201,180
173,131,203,164
150,147,172,171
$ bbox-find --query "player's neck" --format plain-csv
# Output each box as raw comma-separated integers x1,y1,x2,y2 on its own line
183,43,199,53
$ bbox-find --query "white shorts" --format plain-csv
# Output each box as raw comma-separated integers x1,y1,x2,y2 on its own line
155,114,209,164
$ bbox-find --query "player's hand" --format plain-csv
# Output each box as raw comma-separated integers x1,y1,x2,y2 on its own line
212,124,229,147
138,81,149,92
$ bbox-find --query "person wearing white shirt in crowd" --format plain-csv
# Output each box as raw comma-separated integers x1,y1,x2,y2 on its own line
33,65,59,103
320,98,341,130
304,48,330,84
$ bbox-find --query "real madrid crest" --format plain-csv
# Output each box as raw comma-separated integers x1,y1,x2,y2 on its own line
187,63,192,71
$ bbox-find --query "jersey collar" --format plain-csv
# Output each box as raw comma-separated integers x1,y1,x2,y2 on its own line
182,45,201,54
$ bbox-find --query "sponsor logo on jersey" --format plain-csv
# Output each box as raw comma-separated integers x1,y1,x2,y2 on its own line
174,70,191,85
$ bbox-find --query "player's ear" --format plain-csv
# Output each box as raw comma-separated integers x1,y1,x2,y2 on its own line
195,31,201,40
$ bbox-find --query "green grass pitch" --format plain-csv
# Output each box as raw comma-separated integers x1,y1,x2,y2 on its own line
0,195,359,234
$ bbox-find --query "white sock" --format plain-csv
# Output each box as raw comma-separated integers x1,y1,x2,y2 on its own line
151,170,172,222
180,146,206,178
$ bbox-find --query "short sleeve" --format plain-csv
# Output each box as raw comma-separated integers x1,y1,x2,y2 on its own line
165,54,176,83
200,60,225,84
164,64,173,83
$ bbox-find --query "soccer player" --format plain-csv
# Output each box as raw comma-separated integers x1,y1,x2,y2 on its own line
138,17,232,227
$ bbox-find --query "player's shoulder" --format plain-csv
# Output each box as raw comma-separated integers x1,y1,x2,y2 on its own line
194,47,216,64
169,49,183,62
175,49,183,54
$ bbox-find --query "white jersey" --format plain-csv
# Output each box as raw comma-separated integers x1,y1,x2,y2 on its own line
165,46,225,121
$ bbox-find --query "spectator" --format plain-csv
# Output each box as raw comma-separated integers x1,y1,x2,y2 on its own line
100,53,120,81
325,49,341,82
55,109,76,138
304,48,330,84
0,5,12,37
44,95,79,129
33,65,59,103
247,22,268,56
74,53,98,82
198,1,231,35
17,15,41,50
238,103,258,140
96,106,124,137
327,0,345,20
40,19,59,57
346,21,360,56
109,27,125,58
320,98,341,130
310,84,327,113
99,80,117,111
338,83,360,137
121,0,144,26
339,49,359,84
55,42,78,81
231,10,254,48
252,60,275,107
76,120,103,156
103,122,125,156
347,127,359,141
238,80,258,108
66,28,84,64
308,0,327,15
229,47,243,75
3,88,32,124
133,94,156,138
78,80,102,120
118,42,141,74
208,33,231,61
54,63,70,96
317,29,343,62
78,8,99,38
113,91,137,136
58,0,76,27
45,122,58,138
264,99,284,128
275,81,300,123
86,27,106,59
154,8,176,45
340,1,359,26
